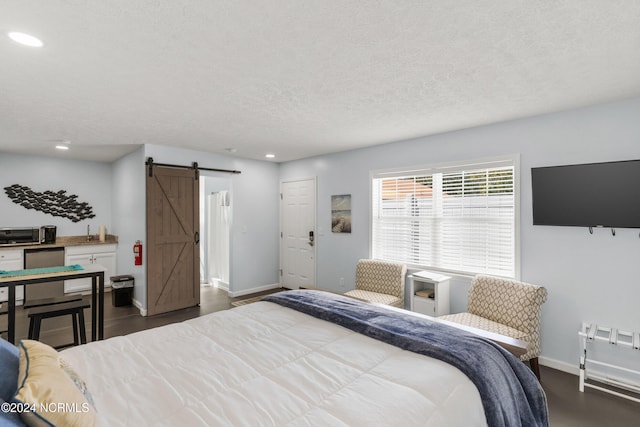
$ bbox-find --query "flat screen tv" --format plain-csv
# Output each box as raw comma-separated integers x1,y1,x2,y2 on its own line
531,159,640,228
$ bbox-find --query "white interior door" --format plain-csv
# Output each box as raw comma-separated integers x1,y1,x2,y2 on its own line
281,178,316,289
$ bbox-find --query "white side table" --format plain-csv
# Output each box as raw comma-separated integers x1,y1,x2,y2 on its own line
408,271,451,317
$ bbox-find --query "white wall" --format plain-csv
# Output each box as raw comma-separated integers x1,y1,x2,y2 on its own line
279,97,640,371
111,147,146,310
0,153,112,236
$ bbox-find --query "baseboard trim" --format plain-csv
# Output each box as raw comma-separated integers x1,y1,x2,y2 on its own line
539,356,578,375
541,356,640,391
132,298,147,317
214,282,229,292
228,283,281,298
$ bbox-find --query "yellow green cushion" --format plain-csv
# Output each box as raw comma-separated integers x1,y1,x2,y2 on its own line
14,340,98,427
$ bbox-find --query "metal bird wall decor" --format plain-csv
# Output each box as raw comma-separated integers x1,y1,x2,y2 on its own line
3,184,95,223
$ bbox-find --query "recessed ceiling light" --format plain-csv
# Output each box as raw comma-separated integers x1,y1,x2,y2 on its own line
8,32,43,47
265,154,275,159
53,140,71,150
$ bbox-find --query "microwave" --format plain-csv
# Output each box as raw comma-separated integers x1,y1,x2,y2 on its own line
0,227,43,246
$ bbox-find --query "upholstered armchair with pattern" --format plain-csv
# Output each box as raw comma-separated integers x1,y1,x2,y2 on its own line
344,259,407,307
438,275,548,379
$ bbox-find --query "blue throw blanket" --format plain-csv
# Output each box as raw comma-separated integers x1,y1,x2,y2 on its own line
264,290,549,427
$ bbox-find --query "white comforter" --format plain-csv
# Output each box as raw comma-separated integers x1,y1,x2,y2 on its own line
61,301,486,426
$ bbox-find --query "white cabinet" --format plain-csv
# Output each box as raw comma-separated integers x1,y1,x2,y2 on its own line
0,249,24,302
64,244,117,293
409,271,451,317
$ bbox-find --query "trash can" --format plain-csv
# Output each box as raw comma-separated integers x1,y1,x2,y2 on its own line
111,275,134,307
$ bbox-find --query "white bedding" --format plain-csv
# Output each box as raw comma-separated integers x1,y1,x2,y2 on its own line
61,301,487,427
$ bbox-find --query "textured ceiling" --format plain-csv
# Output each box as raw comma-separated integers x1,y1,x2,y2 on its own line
1,1,639,163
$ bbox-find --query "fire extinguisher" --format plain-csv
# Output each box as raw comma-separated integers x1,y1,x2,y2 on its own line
133,240,143,266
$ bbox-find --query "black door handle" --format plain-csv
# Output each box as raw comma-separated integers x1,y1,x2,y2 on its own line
194,231,200,244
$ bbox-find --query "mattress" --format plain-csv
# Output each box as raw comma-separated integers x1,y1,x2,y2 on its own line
60,300,487,426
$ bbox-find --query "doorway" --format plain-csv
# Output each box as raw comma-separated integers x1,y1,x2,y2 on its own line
280,178,316,289
199,175,232,292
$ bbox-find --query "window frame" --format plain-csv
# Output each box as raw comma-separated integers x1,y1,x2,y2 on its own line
369,155,521,280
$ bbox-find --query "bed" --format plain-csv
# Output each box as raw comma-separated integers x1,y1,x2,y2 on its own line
2,290,548,427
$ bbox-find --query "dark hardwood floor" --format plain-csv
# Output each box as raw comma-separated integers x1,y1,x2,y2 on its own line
2,286,639,426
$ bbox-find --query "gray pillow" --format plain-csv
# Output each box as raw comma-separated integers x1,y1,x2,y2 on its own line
0,397,28,427
0,338,19,401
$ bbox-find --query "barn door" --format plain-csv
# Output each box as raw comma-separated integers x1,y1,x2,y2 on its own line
146,165,200,315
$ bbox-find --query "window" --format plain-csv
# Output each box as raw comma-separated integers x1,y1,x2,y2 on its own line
371,157,518,278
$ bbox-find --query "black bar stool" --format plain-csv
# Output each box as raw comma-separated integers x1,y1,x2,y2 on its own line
23,294,83,310
27,300,90,349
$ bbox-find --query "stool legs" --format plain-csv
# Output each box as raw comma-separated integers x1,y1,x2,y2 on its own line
28,316,36,339
27,306,88,347
77,308,87,344
72,312,79,346
27,316,42,340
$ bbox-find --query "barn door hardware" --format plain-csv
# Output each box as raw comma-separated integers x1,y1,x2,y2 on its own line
145,157,241,176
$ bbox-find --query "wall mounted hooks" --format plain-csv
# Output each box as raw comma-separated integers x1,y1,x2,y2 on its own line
587,226,618,236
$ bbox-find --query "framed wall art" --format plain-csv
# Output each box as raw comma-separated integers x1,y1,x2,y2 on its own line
331,194,351,233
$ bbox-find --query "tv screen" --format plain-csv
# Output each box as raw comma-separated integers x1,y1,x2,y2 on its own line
531,159,640,228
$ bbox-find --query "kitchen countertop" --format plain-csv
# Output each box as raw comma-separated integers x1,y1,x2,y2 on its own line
0,235,118,250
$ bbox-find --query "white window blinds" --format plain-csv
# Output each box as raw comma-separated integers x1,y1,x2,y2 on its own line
372,159,516,278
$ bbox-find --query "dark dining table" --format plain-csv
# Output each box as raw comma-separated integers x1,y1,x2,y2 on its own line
0,264,106,344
